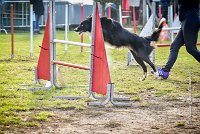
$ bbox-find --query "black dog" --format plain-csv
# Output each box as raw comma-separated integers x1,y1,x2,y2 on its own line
74,16,165,81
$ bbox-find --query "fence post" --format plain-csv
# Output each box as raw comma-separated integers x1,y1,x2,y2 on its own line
142,0,147,25
30,4,33,58
64,4,68,53
118,3,122,25
11,4,14,59
132,5,136,33
80,4,84,52
108,4,111,18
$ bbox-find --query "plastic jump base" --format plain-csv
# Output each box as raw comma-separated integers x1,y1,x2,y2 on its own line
53,91,130,101
88,83,132,107
19,84,52,90
91,92,130,101
19,67,52,90
53,96,89,100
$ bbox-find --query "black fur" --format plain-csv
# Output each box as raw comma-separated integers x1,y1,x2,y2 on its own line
74,16,165,80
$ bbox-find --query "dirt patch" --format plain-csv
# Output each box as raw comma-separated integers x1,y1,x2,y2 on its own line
6,91,200,134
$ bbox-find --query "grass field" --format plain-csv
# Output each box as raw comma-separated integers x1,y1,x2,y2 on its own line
0,30,200,133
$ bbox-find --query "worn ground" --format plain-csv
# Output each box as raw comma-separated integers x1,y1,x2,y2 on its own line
6,89,200,134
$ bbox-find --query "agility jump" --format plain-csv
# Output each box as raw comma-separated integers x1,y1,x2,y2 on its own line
23,1,131,107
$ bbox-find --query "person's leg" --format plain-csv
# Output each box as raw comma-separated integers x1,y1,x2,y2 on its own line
183,16,200,62
33,13,37,33
163,29,185,72
35,14,41,33
156,27,185,79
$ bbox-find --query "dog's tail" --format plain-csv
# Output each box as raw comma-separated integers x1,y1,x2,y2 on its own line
149,18,166,42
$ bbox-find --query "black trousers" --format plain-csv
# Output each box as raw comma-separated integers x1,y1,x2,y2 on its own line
163,15,200,72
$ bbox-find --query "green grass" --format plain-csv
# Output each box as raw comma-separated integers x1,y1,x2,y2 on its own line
175,121,185,127
131,95,141,101
33,111,54,121
0,30,200,131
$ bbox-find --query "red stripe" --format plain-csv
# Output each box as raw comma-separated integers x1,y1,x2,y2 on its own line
156,43,200,47
53,61,90,70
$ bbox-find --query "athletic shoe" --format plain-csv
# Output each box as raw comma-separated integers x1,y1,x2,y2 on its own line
151,68,169,79
157,68,169,79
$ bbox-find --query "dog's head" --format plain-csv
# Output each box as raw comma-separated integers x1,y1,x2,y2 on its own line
74,16,92,34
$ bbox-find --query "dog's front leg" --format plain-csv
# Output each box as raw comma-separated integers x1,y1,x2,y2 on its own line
130,51,147,81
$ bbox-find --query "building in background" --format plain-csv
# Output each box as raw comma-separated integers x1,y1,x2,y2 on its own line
0,0,93,31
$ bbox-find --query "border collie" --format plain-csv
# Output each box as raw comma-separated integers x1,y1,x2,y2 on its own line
74,16,165,81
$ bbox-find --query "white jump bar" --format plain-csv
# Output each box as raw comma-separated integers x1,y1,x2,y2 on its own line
53,39,91,47
156,27,180,31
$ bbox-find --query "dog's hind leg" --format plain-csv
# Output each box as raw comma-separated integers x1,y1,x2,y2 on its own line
138,52,159,79
130,51,147,81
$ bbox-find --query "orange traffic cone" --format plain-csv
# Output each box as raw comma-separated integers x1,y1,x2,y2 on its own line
91,4,111,95
160,21,170,42
37,10,50,80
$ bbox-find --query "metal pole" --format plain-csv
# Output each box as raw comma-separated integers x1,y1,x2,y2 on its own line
169,4,173,27
169,5,173,41
30,4,33,58
151,1,156,64
52,0,57,86
132,5,136,33
119,1,122,25
108,4,111,19
80,4,84,52
64,4,68,53
158,4,162,20
22,2,24,26
26,3,28,27
152,2,156,29
89,1,97,97
142,0,147,25
11,4,14,59
50,0,54,86
146,5,149,21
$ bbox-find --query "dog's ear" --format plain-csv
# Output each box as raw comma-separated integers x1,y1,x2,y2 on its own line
86,15,92,22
